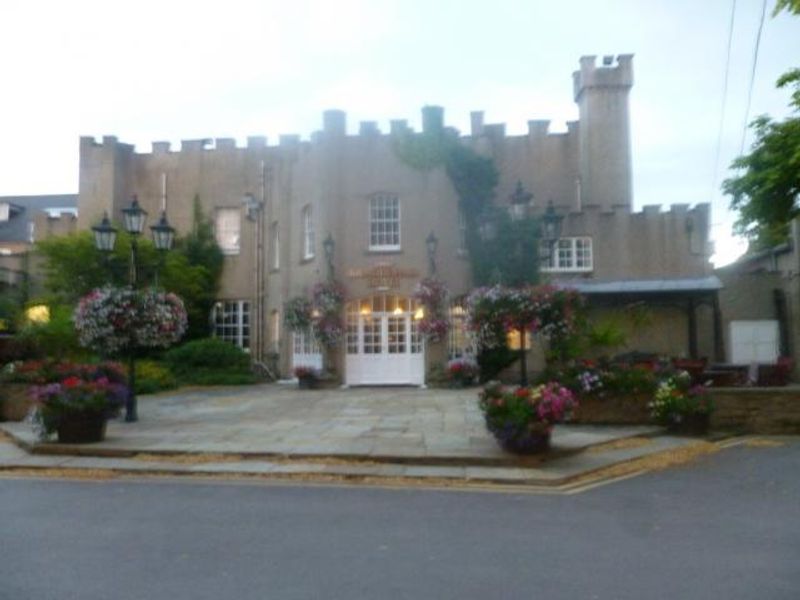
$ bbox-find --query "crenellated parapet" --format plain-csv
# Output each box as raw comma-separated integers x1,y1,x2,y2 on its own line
572,54,633,101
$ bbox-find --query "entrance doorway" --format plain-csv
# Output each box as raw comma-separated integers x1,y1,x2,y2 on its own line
345,295,425,386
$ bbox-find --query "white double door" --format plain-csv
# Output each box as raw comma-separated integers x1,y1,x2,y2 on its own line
346,306,424,386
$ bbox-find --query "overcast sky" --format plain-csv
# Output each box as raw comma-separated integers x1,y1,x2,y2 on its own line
1,0,798,265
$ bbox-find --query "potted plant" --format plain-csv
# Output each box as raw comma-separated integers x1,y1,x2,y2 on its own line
294,366,320,390
446,357,479,388
30,375,128,443
478,381,578,454
650,371,713,435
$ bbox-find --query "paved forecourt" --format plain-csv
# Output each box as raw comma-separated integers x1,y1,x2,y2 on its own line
0,384,716,488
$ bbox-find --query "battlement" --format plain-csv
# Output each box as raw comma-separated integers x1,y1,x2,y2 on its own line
573,54,633,101
77,55,627,161
80,103,577,159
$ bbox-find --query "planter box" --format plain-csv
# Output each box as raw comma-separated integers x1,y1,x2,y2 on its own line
56,411,108,443
0,383,33,422
571,393,652,425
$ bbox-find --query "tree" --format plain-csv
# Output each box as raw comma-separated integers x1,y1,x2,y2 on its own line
723,70,800,247
35,198,223,340
773,0,800,17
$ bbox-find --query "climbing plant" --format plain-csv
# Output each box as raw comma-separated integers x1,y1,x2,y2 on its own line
392,128,540,286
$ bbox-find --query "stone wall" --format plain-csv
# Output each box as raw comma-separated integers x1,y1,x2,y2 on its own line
710,387,800,434
570,387,800,434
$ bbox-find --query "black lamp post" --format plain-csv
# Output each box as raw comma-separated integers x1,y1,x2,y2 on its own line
540,200,563,266
509,180,533,221
323,233,335,280
425,231,438,276
150,210,176,286
92,195,175,423
91,212,117,252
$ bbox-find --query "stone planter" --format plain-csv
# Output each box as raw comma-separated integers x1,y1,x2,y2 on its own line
56,411,108,444
571,393,652,425
0,383,33,422
666,412,711,436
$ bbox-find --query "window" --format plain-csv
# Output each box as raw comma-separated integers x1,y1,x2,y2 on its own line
302,206,315,260
293,329,321,355
212,300,250,350
215,208,241,255
270,310,280,352
448,303,475,359
369,194,400,250
541,237,593,272
270,221,280,270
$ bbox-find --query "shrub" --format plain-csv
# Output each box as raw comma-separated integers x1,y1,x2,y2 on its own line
185,371,257,386
14,305,86,360
163,338,254,385
134,360,178,395
165,338,249,373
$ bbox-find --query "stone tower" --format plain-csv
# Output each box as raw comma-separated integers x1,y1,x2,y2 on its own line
573,54,633,211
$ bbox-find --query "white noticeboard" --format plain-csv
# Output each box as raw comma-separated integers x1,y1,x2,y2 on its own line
730,320,779,364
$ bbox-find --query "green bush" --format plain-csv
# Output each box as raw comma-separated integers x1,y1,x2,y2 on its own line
14,304,87,360
185,371,257,386
477,345,517,382
164,338,250,373
134,360,178,395
163,338,253,385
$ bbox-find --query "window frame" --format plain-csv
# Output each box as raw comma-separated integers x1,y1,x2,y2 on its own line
368,194,401,252
215,207,241,255
270,221,280,270
540,236,593,273
302,205,315,261
211,300,250,351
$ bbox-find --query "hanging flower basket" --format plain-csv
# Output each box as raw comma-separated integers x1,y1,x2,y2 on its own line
413,277,449,342
284,297,313,332
312,281,346,347
74,287,188,356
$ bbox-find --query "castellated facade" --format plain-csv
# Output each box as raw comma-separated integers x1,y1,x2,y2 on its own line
76,55,719,384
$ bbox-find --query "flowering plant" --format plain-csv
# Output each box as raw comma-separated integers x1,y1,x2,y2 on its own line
650,371,713,427
478,381,577,453
413,277,449,342
293,365,319,379
284,297,313,332
311,281,346,347
29,375,128,439
1,359,126,385
466,285,584,349
446,357,479,386
74,287,187,355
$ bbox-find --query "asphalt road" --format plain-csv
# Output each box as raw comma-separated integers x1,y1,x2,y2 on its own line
1,441,798,600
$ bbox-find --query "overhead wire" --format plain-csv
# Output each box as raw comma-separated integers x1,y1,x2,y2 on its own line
739,0,768,155
711,0,737,204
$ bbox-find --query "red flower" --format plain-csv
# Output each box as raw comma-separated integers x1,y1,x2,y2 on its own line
62,376,82,388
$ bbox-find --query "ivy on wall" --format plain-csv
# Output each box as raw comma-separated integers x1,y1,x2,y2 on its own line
392,129,541,287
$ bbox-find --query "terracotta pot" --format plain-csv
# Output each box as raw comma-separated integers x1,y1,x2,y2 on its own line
56,411,108,444
0,383,33,422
